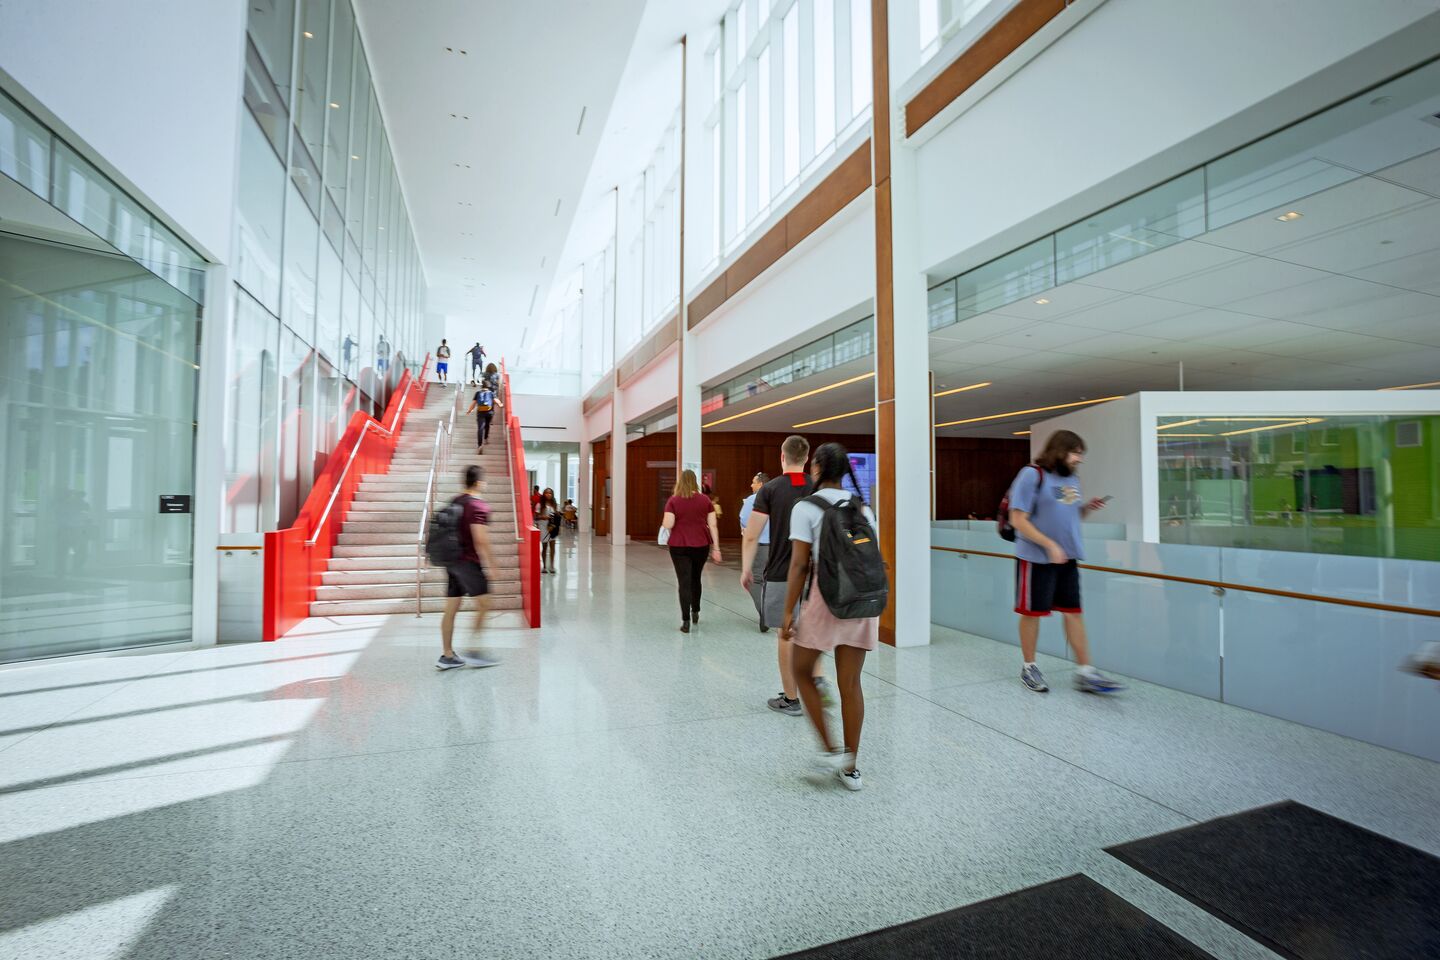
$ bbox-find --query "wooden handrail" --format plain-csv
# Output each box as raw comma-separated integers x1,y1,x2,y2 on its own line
930,545,1440,619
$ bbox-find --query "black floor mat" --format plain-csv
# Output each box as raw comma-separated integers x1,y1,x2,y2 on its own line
772,874,1215,959
1106,800,1440,960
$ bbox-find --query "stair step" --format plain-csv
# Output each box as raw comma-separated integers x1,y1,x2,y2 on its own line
322,569,446,585
328,553,520,569
337,527,520,545
315,580,520,600
309,595,523,616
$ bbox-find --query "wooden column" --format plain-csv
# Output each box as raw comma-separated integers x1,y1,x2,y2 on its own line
871,0,898,646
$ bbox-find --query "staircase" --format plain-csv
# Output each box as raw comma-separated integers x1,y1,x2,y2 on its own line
309,384,524,616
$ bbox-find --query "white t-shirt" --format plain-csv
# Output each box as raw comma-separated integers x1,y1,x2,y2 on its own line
789,487,878,561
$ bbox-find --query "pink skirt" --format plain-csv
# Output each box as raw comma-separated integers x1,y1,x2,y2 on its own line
791,576,879,653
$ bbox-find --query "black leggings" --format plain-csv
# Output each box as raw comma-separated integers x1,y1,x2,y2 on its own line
476,412,493,447
668,545,708,620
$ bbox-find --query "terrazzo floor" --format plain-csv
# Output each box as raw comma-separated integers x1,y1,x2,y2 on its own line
2,532,1437,959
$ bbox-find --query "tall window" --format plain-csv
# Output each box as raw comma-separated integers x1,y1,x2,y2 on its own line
757,47,771,204
850,0,872,115
814,0,836,150
782,4,800,184
735,79,748,235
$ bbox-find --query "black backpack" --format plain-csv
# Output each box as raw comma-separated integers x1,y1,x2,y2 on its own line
425,497,467,566
805,494,888,620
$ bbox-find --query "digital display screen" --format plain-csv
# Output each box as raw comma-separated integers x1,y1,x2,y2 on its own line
844,453,875,503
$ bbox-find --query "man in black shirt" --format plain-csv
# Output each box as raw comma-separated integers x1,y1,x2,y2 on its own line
741,434,833,715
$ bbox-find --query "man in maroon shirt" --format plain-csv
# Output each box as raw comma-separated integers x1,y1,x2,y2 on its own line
437,465,501,670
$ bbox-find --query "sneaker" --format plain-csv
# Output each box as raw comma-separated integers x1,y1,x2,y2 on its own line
767,693,802,716
1074,669,1124,694
1020,663,1049,693
837,767,863,791
435,655,467,671
457,652,499,668
691,609,701,624
814,676,838,709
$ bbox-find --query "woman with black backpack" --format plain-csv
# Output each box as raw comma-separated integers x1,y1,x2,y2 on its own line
779,442,883,791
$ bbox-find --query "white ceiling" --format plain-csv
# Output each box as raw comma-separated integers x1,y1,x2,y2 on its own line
699,146,1440,438
354,0,647,358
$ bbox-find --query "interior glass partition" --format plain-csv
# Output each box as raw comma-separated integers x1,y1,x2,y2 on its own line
927,57,1440,332
1157,414,1440,561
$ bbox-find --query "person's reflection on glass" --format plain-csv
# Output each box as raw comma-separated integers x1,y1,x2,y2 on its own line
342,333,356,376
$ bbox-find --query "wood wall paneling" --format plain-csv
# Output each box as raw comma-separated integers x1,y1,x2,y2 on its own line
687,140,873,329
905,0,1066,135
618,432,1026,538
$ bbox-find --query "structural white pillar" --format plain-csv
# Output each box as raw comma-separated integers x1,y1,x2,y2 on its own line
887,139,933,647
578,438,592,533
609,372,628,546
190,263,232,647
872,0,931,647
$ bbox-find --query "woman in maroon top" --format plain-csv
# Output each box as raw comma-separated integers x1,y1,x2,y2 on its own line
663,469,721,633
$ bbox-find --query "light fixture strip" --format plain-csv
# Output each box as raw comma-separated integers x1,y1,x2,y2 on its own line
1218,418,1324,437
935,396,1124,429
702,372,875,428
1380,380,1440,391
792,407,877,429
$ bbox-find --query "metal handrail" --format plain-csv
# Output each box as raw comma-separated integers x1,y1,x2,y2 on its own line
306,418,392,545
414,387,462,615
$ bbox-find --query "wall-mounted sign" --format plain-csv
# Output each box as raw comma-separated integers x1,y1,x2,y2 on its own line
158,495,192,514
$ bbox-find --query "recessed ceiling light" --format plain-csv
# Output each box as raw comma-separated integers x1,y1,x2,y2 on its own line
328,102,340,109
1275,210,1303,222
351,154,359,160
1034,298,1050,304
303,31,314,39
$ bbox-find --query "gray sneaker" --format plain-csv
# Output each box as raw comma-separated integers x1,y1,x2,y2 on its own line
767,693,802,716
436,655,466,671
1020,664,1049,692
1074,669,1123,694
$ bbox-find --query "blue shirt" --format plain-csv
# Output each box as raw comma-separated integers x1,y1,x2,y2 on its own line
739,493,769,545
1008,466,1085,564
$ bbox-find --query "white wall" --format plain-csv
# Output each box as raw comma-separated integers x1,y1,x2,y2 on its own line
914,0,1440,279
0,0,247,261
619,346,678,424
693,195,876,386
1030,395,1144,539
514,393,584,444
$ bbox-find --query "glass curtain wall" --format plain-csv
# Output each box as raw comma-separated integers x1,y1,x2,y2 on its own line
232,0,426,532
0,90,203,662
716,0,872,264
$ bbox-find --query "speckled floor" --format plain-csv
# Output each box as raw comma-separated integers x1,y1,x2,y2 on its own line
2,533,1436,960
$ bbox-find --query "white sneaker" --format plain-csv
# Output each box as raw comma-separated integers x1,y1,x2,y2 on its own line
837,767,863,791
813,749,849,776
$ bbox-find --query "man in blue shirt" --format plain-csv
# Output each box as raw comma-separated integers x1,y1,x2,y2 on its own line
738,471,771,632
1007,429,1123,695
